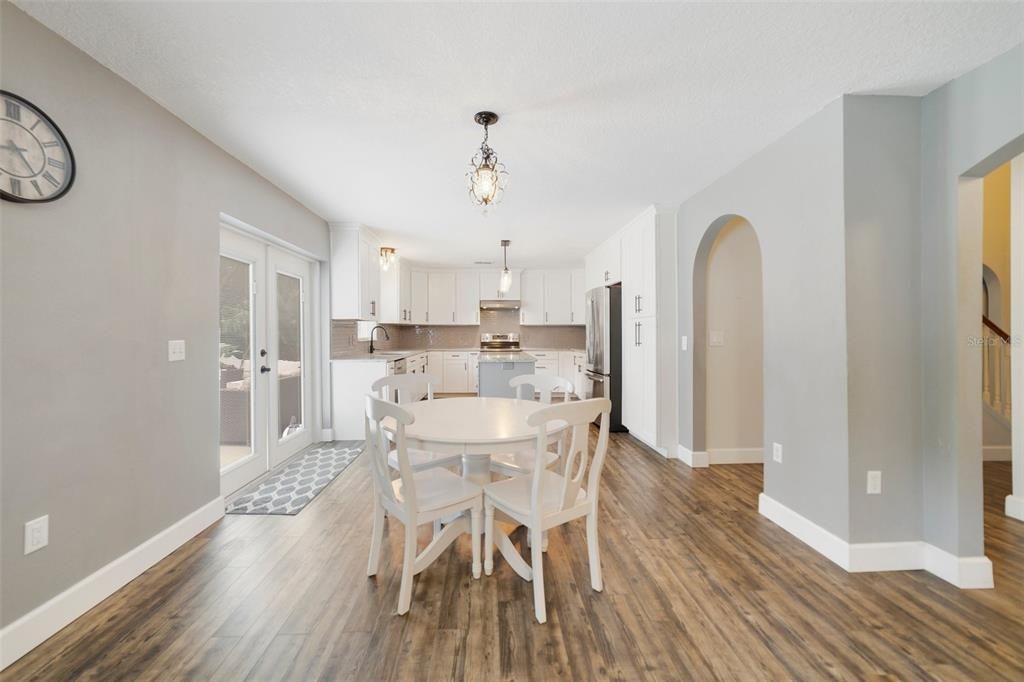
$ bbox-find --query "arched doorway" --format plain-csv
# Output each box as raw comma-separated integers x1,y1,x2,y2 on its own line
692,215,764,468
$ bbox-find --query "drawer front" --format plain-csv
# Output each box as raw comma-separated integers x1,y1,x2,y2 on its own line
446,352,468,360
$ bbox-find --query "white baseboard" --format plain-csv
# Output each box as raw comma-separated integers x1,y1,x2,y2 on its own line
983,445,1012,461
0,497,224,670
708,447,763,465
676,444,708,468
1007,494,1024,521
757,493,993,589
320,428,335,442
629,431,667,458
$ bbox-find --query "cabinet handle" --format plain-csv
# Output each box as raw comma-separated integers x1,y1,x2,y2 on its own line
570,312,574,323
545,312,549,323
637,322,642,346
605,270,610,282
452,311,455,323
426,311,429,322
371,300,376,316
637,295,642,313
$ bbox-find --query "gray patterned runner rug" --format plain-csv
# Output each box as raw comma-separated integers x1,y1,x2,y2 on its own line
225,441,362,515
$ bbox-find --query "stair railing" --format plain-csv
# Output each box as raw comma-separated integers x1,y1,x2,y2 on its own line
982,315,1011,418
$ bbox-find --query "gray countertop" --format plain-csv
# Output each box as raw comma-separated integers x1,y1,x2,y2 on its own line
332,346,583,363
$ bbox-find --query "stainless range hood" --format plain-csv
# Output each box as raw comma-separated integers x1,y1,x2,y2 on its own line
479,299,521,310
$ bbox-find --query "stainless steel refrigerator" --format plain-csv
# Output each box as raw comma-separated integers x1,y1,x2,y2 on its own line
585,284,626,431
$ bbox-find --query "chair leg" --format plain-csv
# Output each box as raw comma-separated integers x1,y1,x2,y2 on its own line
367,494,384,577
471,503,482,579
530,526,546,623
484,501,494,576
586,511,603,592
397,523,417,615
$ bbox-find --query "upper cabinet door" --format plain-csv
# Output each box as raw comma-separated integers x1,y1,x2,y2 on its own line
479,270,500,299
504,269,522,300
570,269,585,325
520,270,545,325
428,271,457,324
410,270,429,324
399,264,412,323
359,237,380,320
544,270,572,325
455,271,481,325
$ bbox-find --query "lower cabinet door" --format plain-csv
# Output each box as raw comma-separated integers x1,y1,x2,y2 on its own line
443,360,470,393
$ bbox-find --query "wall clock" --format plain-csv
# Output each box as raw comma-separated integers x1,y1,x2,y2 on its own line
0,90,75,203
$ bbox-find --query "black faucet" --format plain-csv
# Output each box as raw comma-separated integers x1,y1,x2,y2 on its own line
368,325,390,353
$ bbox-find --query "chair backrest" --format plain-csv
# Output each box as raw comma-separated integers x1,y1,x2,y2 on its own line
364,394,418,512
510,373,575,404
525,398,611,518
371,373,437,405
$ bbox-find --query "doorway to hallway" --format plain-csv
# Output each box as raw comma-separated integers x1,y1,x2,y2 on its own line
219,227,316,495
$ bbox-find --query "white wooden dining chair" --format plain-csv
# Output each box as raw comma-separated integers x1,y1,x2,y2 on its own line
371,374,463,473
483,397,612,623
489,374,574,478
364,395,483,615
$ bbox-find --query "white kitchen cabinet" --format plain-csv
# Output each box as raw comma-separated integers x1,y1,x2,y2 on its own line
470,351,480,392
544,270,572,325
428,272,457,324
530,350,558,377
480,269,521,300
571,269,586,325
520,271,545,325
426,351,443,386
442,351,470,393
399,264,412,323
330,223,380,320
572,352,587,399
622,211,657,319
379,259,412,324
585,234,622,291
456,271,481,325
558,351,576,388
622,316,657,447
410,270,429,324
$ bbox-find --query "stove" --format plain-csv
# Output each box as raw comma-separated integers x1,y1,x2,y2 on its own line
480,332,520,352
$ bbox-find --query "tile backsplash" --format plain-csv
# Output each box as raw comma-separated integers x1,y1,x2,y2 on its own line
331,308,585,359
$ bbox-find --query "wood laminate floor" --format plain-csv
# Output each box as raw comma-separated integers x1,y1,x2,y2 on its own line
4,434,1023,680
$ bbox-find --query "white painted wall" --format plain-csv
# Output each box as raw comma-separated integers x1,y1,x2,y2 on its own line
704,219,763,454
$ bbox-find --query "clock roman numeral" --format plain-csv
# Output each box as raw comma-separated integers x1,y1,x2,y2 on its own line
32,179,42,196
47,158,65,170
10,178,21,196
42,141,59,148
42,171,60,187
5,99,20,121
30,118,41,131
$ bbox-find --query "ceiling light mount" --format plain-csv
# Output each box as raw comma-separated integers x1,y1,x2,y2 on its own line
379,246,396,271
467,111,508,211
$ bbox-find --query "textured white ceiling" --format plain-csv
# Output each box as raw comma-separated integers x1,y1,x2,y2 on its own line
15,1,1024,268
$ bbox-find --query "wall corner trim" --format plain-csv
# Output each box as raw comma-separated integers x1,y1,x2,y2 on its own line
0,497,225,670
676,444,708,468
757,493,994,589
1005,494,1024,522
320,428,335,442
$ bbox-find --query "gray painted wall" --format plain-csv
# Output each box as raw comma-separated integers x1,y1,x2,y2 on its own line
0,3,328,626
919,44,1024,556
842,96,923,544
677,98,851,539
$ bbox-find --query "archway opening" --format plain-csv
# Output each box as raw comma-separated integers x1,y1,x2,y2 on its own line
692,215,764,472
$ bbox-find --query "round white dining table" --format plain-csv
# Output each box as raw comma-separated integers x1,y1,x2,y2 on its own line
392,396,567,485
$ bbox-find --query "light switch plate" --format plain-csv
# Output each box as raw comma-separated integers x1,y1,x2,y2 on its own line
867,470,882,495
709,330,725,347
168,339,186,362
25,515,49,555
772,442,783,463
680,336,688,351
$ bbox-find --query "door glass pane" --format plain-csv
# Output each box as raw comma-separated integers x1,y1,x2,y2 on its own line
220,256,252,470
277,273,303,440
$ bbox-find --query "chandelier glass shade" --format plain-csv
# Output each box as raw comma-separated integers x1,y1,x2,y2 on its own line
467,112,508,209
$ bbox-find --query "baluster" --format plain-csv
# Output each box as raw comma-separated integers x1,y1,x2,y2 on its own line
982,330,991,404
1003,341,1012,418
993,341,1003,413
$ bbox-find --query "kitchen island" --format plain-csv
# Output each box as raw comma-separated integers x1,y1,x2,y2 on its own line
477,352,537,398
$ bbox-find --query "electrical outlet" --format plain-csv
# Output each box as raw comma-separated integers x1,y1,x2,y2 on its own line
168,339,186,362
867,470,882,495
772,442,783,463
24,515,49,555
709,330,725,347
680,335,688,351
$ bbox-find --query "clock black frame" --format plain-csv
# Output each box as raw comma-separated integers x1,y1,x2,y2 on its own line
0,90,76,204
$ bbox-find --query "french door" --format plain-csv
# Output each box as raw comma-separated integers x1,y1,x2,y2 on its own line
219,228,315,495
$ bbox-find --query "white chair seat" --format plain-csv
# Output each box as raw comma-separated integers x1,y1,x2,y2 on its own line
484,469,586,518
489,449,560,477
388,448,462,473
392,468,482,512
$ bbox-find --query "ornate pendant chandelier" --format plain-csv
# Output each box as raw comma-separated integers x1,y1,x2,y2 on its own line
467,111,508,210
